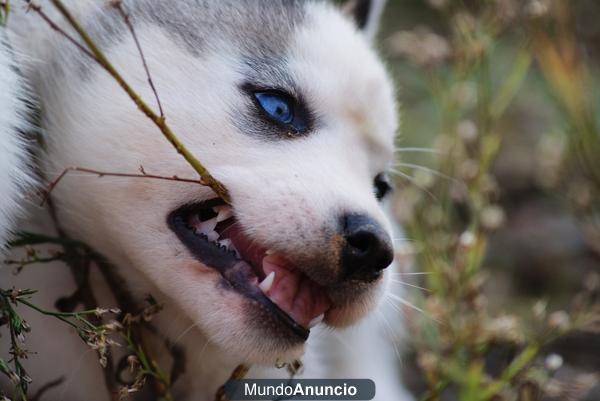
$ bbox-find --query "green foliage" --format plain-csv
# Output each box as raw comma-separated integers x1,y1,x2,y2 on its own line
1,232,174,401
0,1,8,26
387,1,600,400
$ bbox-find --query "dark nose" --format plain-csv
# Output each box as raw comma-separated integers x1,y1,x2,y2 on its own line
340,213,394,281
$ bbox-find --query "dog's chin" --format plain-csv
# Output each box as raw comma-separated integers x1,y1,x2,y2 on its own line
189,269,308,364
167,199,385,361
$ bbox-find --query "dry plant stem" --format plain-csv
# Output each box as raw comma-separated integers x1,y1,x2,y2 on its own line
28,0,230,203
29,377,65,401
1,1,9,26
214,364,250,401
110,0,164,118
40,166,203,205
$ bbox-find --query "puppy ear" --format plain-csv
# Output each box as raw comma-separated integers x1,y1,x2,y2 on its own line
341,0,386,41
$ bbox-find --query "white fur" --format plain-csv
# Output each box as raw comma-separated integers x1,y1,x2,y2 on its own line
0,36,33,251
1,1,412,400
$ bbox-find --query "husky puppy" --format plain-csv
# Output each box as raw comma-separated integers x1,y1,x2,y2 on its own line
1,1,411,400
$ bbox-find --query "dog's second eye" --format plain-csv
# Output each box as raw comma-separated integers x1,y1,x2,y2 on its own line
374,173,392,201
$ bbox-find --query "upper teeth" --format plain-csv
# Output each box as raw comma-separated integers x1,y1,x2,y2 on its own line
259,271,275,293
215,206,233,223
218,238,232,248
309,314,324,328
198,217,218,234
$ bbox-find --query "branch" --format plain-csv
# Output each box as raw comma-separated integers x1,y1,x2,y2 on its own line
40,166,204,206
214,364,249,401
26,0,231,203
109,0,164,118
1,1,9,26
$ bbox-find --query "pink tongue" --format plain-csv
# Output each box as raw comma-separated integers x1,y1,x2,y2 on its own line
262,255,331,328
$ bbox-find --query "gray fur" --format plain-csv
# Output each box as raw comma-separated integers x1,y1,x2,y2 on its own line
71,0,314,139
76,0,308,75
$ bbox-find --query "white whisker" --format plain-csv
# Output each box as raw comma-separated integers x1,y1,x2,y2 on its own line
392,237,417,243
375,309,401,359
390,272,433,276
170,321,199,347
389,279,430,292
386,293,439,324
389,169,438,201
394,162,459,184
394,147,439,154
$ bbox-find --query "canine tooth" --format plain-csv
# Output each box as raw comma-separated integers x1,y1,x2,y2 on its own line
198,217,218,234
207,230,219,242
308,314,324,328
259,271,275,293
215,206,233,222
218,238,232,249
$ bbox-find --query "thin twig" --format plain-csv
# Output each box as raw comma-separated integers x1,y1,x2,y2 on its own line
214,364,250,401
30,377,65,401
40,166,203,205
110,0,164,118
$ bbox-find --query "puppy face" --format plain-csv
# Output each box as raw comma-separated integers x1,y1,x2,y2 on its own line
42,1,398,362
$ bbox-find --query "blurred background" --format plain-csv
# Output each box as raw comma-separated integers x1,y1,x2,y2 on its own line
372,1,600,400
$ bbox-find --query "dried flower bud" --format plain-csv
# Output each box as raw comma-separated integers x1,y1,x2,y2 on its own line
548,311,570,332
487,315,524,343
527,0,550,18
387,27,451,67
127,355,140,373
544,353,563,371
481,205,505,230
104,321,123,331
457,120,478,144
532,300,547,320
417,351,438,373
95,307,109,316
459,159,479,181
427,0,448,10
459,231,476,249
8,371,20,385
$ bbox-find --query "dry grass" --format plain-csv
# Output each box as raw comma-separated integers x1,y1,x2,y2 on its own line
385,1,600,400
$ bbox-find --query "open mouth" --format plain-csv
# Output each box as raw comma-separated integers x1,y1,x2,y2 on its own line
168,199,332,341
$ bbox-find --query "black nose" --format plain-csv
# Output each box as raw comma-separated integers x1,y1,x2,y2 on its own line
340,213,394,280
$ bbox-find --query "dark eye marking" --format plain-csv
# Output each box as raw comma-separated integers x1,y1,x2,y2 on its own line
374,173,393,201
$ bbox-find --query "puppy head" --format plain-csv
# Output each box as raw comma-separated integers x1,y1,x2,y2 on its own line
43,0,397,363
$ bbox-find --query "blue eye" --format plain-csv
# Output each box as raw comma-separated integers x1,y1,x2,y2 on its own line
251,89,310,133
254,92,294,124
